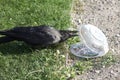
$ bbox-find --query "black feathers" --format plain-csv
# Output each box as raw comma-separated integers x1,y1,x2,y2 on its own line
0,25,78,46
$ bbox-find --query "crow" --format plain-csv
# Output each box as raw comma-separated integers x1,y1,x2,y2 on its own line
0,25,78,47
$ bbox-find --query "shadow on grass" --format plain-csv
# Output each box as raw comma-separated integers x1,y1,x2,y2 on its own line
0,41,62,55
0,41,33,55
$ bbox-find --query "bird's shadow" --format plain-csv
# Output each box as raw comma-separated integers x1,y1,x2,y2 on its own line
0,41,61,55
0,42,33,55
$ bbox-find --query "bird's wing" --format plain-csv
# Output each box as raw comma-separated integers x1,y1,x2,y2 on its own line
4,26,60,45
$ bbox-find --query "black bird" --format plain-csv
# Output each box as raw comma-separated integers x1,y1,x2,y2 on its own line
0,25,78,47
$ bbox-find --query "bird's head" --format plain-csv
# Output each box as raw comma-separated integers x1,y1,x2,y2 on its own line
59,30,78,42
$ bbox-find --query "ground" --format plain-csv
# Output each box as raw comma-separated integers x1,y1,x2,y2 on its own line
71,0,120,80
0,0,119,79
0,0,73,79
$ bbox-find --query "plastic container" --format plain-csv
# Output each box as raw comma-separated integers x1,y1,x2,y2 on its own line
70,24,109,58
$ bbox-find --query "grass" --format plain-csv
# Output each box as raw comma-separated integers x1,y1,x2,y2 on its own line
0,0,71,30
0,0,116,80
0,0,73,79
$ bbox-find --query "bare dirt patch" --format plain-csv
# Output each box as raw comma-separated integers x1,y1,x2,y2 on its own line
71,0,120,80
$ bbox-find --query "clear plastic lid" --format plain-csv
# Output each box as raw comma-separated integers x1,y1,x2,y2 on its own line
70,24,109,58
70,43,100,58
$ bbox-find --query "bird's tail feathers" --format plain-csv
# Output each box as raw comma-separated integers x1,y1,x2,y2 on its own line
0,31,7,35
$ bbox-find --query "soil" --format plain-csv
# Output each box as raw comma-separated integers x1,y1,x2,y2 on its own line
71,0,120,80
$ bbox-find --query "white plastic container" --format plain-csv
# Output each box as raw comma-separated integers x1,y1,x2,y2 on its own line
70,24,109,58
